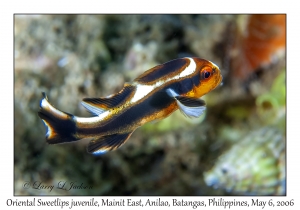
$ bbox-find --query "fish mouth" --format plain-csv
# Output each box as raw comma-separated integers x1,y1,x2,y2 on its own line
215,69,223,87
218,74,223,86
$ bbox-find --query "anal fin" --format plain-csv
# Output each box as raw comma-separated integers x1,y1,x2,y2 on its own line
82,85,136,115
87,131,134,155
166,88,206,118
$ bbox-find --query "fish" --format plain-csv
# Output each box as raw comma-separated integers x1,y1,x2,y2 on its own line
38,57,222,155
204,127,286,195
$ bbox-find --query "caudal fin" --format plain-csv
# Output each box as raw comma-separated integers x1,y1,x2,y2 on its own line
38,92,78,144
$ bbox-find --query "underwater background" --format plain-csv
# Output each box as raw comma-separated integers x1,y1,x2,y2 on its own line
14,14,286,195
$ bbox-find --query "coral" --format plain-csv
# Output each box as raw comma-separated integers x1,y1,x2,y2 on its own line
204,127,286,195
230,14,286,80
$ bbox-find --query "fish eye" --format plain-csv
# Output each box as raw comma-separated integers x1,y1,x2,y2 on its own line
201,67,213,80
204,71,211,79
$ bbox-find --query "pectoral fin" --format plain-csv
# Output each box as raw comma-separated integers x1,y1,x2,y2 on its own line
166,88,206,118
175,96,206,118
81,85,136,116
87,131,134,155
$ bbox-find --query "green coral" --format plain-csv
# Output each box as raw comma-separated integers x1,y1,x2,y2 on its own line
256,70,286,127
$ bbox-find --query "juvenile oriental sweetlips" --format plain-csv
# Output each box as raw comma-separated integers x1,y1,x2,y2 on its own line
38,57,222,154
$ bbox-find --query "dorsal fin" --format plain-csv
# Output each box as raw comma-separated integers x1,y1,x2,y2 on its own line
134,58,190,85
81,101,106,116
81,85,136,115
